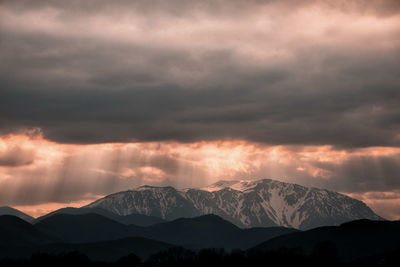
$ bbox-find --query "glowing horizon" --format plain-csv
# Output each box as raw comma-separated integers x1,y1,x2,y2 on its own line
1,133,399,220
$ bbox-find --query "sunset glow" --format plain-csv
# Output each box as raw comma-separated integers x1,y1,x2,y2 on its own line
0,134,399,219
1,0,400,221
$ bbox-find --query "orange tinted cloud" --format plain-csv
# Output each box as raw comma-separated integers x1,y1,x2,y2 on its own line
13,197,100,219
348,191,400,220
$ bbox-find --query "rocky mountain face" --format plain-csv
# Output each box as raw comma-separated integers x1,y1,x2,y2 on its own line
85,179,382,230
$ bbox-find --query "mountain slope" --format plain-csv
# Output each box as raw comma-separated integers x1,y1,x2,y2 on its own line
240,226,299,250
142,214,240,249
141,214,298,250
85,179,381,229
253,219,400,261
35,213,143,243
35,207,165,226
0,215,56,246
37,237,176,261
0,206,34,223
34,212,296,250
0,215,175,261
87,186,201,220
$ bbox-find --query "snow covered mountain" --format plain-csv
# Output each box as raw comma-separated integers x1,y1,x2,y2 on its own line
85,179,382,230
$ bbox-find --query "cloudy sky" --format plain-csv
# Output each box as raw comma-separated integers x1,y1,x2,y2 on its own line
0,0,399,219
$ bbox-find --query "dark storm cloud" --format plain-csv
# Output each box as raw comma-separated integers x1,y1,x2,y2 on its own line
309,154,400,193
1,0,400,148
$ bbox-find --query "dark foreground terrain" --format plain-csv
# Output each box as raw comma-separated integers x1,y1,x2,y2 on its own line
1,211,400,266
1,248,400,267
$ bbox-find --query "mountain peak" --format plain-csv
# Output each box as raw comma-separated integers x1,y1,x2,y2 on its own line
136,185,160,191
201,178,275,192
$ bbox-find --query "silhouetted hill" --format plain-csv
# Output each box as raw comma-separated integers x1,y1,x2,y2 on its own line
0,215,174,262
35,213,297,250
0,206,34,223
3,213,400,265
35,213,143,243
0,215,56,246
253,219,400,261
142,214,241,249
137,214,298,250
119,212,166,226
38,237,176,261
35,207,165,226
240,227,299,249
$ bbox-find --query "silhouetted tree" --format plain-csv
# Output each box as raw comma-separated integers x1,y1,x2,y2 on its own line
116,253,141,267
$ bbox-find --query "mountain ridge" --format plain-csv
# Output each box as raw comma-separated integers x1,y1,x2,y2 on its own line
85,178,382,230
0,206,35,223
252,219,400,261
0,215,57,246
1,213,397,263
6,213,297,250
35,207,165,226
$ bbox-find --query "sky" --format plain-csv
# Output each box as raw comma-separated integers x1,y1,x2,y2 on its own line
0,0,400,219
